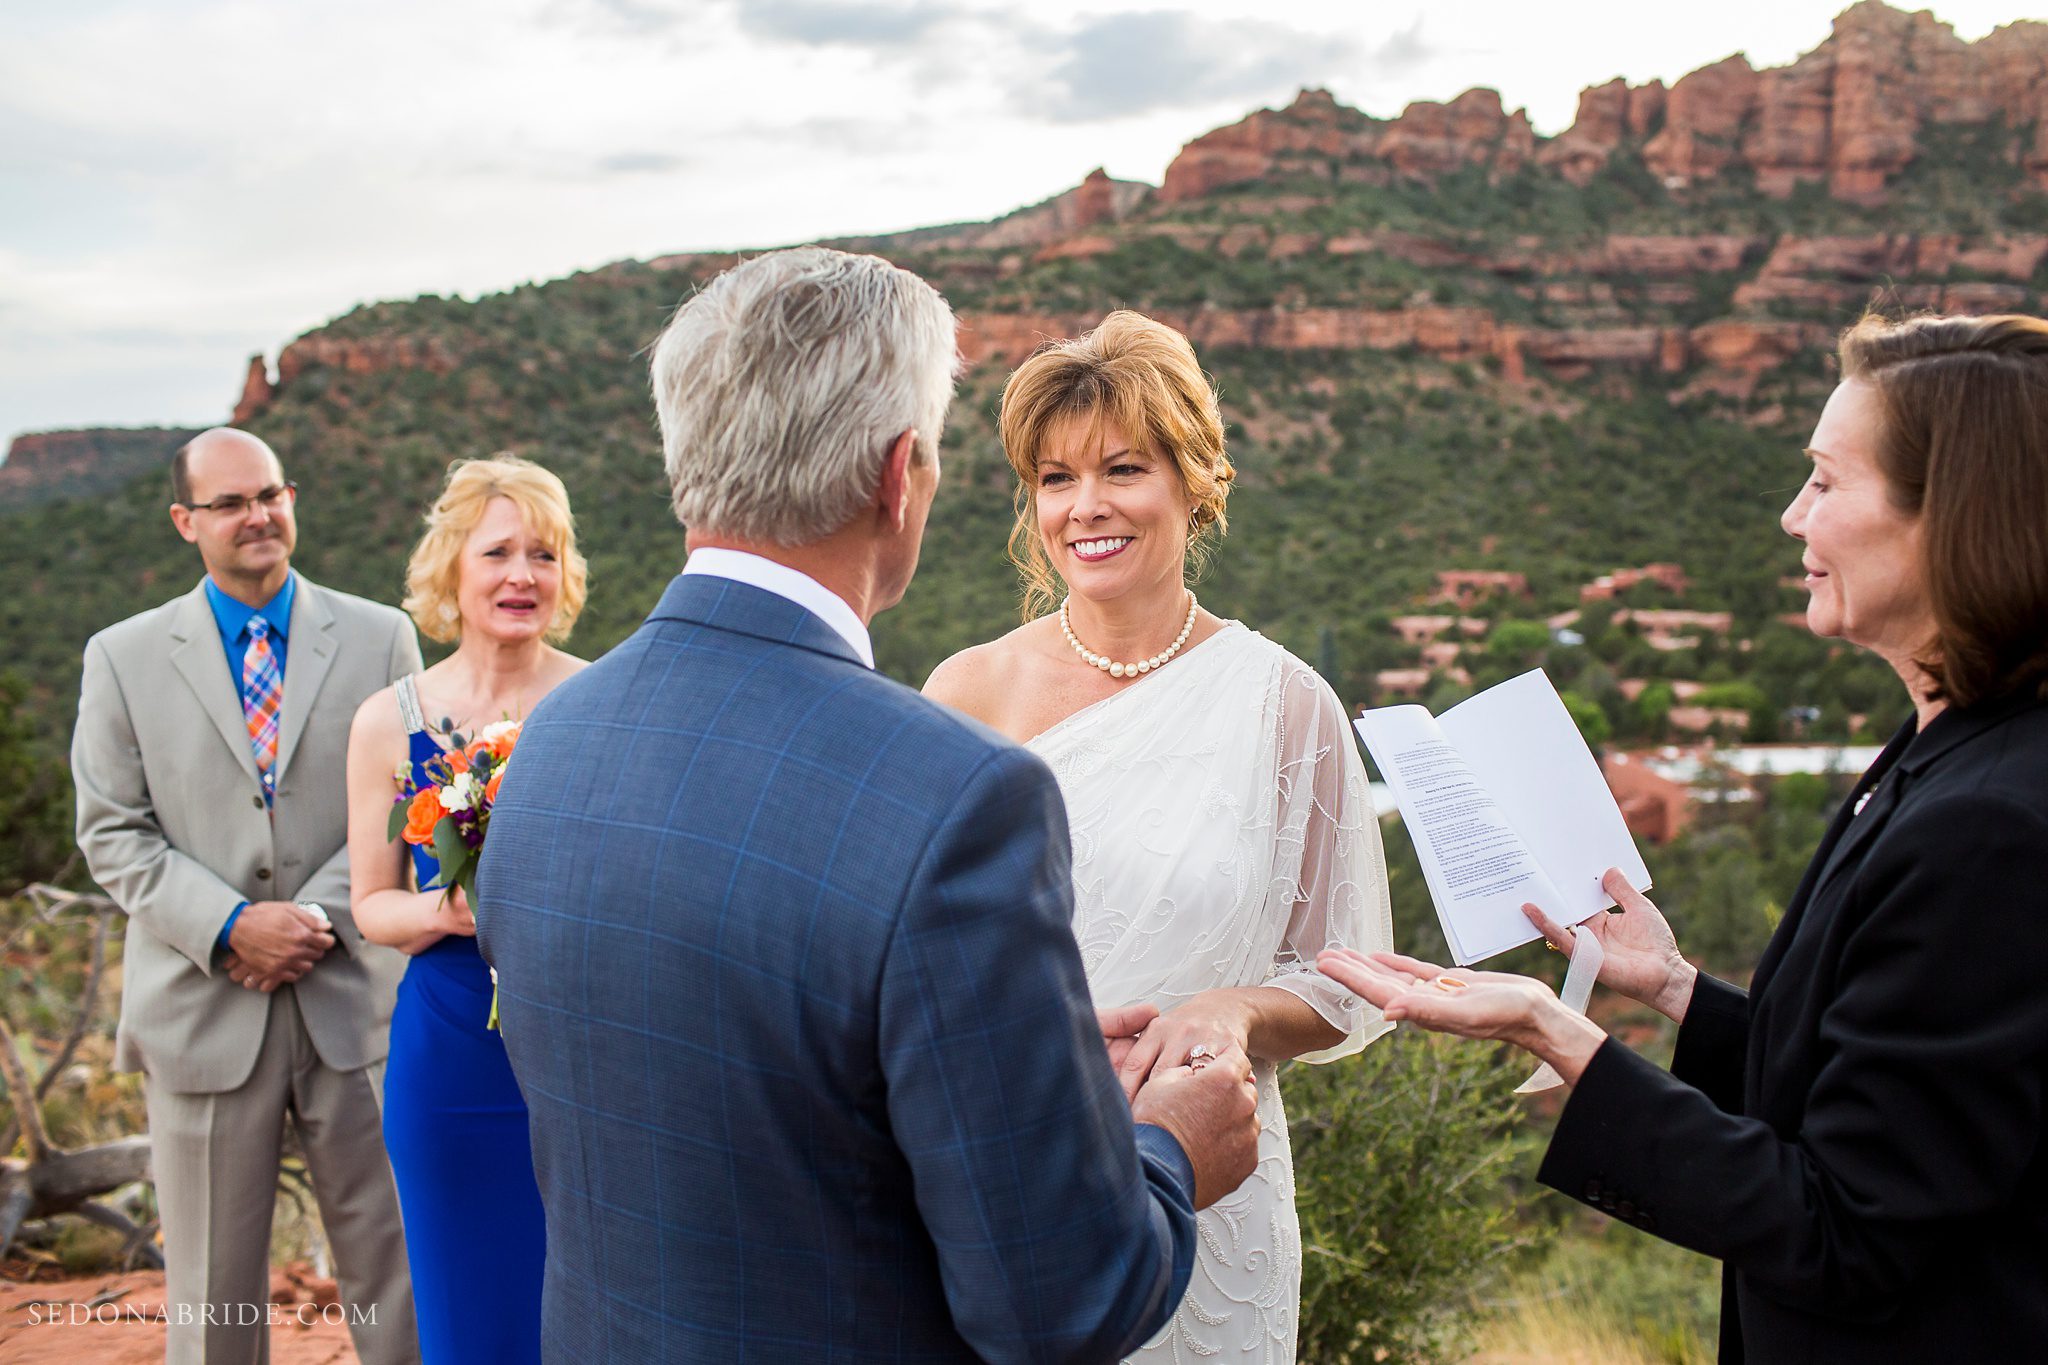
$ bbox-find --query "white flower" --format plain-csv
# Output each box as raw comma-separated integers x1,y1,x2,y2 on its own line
480,720,520,744
441,771,481,813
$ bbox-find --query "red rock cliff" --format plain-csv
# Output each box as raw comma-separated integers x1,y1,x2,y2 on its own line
1157,4,2048,206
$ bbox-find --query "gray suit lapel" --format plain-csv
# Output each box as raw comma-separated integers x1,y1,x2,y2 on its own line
167,584,263,786
274,581,338,783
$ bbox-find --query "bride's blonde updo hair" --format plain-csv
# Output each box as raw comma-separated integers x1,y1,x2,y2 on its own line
998,310,1234,621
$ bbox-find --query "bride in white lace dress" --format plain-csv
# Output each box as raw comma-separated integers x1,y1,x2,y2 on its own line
925,312,1394,1364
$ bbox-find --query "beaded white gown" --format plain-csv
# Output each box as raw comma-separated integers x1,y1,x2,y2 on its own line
1028,622,1395,1365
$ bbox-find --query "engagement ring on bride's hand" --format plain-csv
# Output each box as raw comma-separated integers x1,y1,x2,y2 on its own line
1186,1044,1216,1069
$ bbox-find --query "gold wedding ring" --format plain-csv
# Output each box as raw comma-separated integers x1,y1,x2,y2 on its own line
1433,976,1468,992
1186,1044,1216,1069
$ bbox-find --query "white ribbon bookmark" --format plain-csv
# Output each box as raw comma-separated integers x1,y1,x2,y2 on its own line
1515,926,1604,1094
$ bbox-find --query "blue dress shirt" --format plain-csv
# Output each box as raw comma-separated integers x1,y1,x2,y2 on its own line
204,573,296,955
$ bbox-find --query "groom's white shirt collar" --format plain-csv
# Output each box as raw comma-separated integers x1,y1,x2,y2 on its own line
682,547,875,670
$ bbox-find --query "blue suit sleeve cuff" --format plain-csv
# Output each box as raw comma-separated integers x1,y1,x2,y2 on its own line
216,902,248,957
1134,1122,1197,1207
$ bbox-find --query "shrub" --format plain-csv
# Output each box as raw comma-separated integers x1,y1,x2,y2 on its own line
1289,1029,1542,1362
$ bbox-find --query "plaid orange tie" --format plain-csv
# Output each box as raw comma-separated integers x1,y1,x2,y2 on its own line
244,617,283,802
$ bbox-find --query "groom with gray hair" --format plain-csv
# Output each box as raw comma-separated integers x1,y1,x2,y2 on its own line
478,245,1260,1363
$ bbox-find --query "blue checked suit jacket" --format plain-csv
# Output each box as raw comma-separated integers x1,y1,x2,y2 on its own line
477,574,1199,1364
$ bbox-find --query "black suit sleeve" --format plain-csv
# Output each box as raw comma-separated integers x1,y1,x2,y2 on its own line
1537,790,2048,1319
1668,971,1748,1115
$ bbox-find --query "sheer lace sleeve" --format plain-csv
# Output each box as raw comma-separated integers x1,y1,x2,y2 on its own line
1261,661,1397,1064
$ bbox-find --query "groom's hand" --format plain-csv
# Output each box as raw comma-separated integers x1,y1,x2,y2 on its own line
1130,1043,1260,1210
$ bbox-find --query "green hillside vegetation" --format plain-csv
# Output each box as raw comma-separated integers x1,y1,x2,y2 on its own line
0,297,1897,751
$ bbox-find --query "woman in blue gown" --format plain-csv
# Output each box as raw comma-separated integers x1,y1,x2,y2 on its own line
344,456,589,1363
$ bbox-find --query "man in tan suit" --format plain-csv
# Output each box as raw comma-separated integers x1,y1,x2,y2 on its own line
72,428,420,1364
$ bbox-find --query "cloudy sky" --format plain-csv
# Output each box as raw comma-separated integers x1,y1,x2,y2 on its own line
0,0,2033,447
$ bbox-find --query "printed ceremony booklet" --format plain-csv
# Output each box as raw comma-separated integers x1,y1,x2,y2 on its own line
1353,668,1651,966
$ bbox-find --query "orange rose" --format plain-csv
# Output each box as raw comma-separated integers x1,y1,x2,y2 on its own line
486,728,518,761
484,769,504,805
445,747,472,775
402,788,445,846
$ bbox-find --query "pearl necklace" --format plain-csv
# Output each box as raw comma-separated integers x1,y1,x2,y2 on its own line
1060,592,1198,679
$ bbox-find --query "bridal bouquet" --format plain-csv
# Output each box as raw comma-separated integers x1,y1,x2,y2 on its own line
388,718,521,1027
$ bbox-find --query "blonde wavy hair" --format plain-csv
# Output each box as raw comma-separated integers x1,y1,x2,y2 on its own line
998,311,1234,620
403,455,588,645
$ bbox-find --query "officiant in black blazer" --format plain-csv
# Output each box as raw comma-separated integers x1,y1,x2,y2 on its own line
1320,312,2048,1363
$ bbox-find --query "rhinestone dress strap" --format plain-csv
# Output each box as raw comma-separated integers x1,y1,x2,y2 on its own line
394,673,428,736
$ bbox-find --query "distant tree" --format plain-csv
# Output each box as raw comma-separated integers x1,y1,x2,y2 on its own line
1560,689,1612,750
1486,620,1551,671
1636,681,1677,740
1770,771,1829,816
0,672,73,894
1694,681,1768,713
1423,677,1472,714
1317,625,1340,686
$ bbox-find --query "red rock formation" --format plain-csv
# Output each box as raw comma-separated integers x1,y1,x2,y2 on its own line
958,300,1884,397
1746,47,1836,196
1598,235,1764,275
1159,88,1369,202
1944,235,2048,279
954,169,1151,250
0,427,193,502
1824,8,1932,201
1645,55,1761,185
1141,6,2047,213
1030,234,1117,263
1757,233,1915,278
1628,81,1669,137
1521,327,1666,366
1640,4,2048,202
1068,168,1122,231
1940,281,2034,312
1378,89,1536,178
0,431,100,492
231,355,273,425
1539,79,1631,185
276,333,459,384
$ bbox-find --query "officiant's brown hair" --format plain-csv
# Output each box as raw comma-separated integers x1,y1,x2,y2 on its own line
1838,312,2048,707
999,310,1235,621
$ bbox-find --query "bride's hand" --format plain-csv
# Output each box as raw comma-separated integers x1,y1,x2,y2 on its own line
1524,868,1697,1022
1111,995,1253,1104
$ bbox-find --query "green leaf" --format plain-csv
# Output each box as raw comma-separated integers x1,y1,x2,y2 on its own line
428,816,470,891
386,800,408,843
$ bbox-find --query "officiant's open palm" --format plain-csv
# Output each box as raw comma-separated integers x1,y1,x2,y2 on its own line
1524,867,1692,1018
1318,949,1556,1044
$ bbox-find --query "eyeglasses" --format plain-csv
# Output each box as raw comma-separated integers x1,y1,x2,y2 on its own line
180,482,298,517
